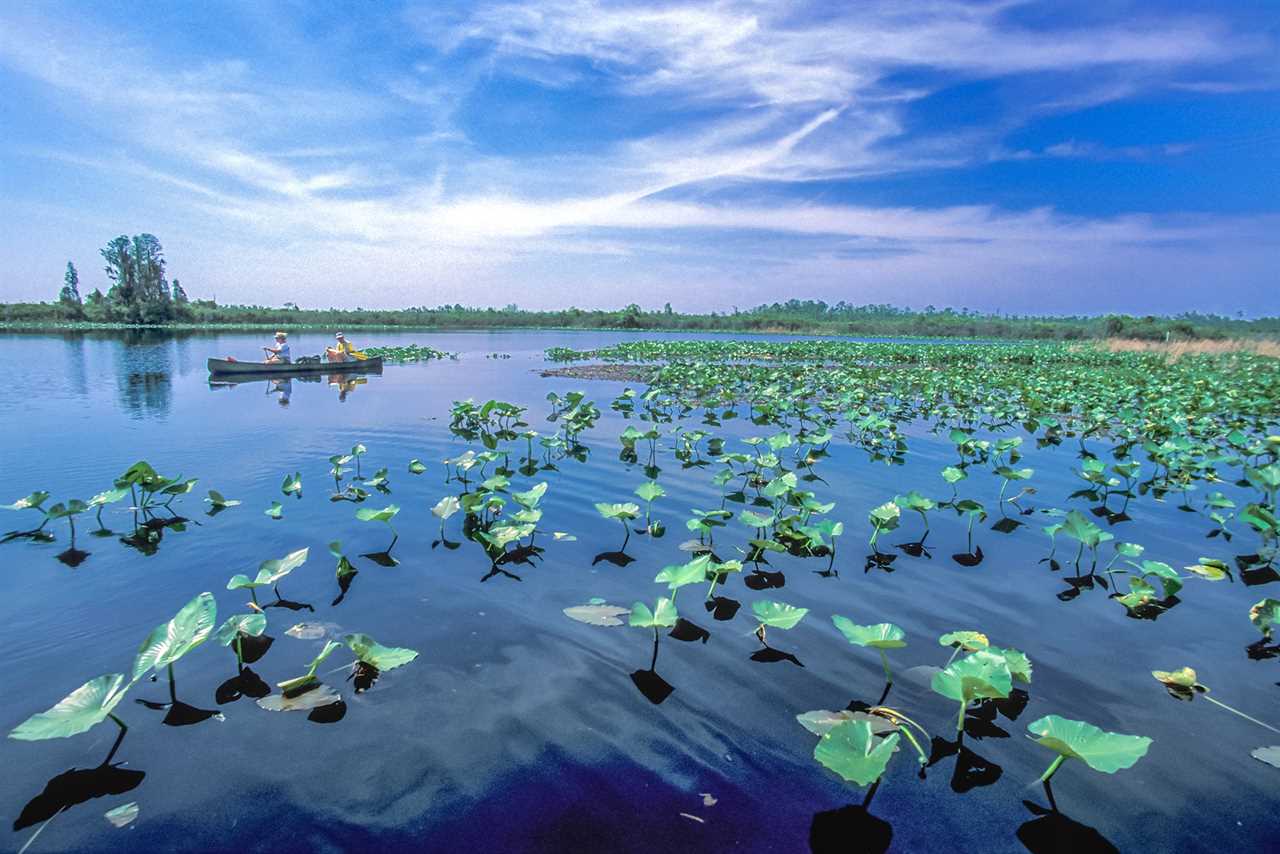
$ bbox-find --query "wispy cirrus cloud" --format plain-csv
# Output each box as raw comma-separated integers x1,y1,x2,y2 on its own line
0,0,1275,312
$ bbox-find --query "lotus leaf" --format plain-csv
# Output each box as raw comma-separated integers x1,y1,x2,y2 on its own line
814,719,900,787
9,674,130,740
1027,714,1151,775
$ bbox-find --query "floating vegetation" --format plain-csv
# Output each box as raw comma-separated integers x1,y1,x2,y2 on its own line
5,334,1280,847
1026,715,1151,783
362,343,457,363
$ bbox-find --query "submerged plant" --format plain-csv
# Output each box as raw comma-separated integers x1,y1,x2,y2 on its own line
831,617,906,684
1027,714,1151,783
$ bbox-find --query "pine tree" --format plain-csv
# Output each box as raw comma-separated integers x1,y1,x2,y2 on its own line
59,262,82,305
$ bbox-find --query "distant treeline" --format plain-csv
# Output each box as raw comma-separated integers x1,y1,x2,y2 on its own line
8,235,1278,340
5,297,1277,341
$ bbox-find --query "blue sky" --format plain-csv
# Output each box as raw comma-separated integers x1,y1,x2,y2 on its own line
1,0,1277,314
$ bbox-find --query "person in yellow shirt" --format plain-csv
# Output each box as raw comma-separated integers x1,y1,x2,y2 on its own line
326,332,366,362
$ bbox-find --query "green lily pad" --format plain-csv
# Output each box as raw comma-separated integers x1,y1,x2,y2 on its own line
630,598,678,628
355,504,399,523
938,631,989,652
654,555,711,590
752,600,809,630
814,719,900,787
1250,598,1280,640
831,617,906,649
931,650,1012,703
205,489,240,508
216,613,267,646
797,709,898,738
9,673,130,740
634,481,665,503
1027,714,1151,773
596,502,640,520
343,633,418,671
132,592,217,680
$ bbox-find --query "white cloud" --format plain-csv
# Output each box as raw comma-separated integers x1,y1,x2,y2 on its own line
0,1,1274,312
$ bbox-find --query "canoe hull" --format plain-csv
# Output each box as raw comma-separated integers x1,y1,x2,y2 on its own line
207,356,383,376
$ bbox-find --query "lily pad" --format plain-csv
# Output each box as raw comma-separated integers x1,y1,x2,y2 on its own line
9,673,130,740
563,603,631,626
814,719,900,787
1027,714,1152,773
939,631,989,652
257,682,341,712
216,613,267,646
285,622,329,640
132,592,217,680
931,650,1013,703
797,709,898,738
752,600,809,630
343,633,418,671
831,617,906,649
630,598,678,629
1250,746,1280,769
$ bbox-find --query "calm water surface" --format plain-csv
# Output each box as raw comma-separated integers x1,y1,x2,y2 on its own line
1,330,1276,853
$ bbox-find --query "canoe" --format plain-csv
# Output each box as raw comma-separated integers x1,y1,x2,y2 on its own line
207,356,383,376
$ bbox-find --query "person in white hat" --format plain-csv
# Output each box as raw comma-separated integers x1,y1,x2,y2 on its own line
263,331,291,364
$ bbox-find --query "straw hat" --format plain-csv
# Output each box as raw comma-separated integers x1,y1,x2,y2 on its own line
275,331,287,340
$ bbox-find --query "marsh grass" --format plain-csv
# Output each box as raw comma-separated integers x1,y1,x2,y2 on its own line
1095,338,1280,358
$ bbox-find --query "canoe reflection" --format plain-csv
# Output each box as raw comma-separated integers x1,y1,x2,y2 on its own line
208,368,379,402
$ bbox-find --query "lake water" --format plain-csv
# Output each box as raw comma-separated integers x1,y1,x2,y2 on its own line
1,329,1276,853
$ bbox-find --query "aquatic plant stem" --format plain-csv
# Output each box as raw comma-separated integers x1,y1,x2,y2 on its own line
878,648,893,684
1203,695,1280,733
168,662,177,704
1038,755,1066,784
896,724,928,766
103,713,128,765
